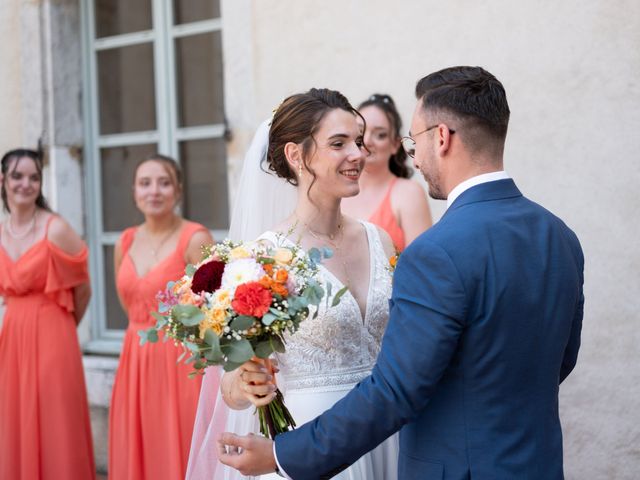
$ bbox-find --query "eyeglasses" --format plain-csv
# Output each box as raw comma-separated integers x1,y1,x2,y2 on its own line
401,125,455,158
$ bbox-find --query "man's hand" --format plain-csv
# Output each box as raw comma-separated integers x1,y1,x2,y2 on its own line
217,432,277,476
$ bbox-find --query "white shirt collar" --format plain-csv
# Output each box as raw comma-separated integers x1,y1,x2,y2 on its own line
446,171,510,209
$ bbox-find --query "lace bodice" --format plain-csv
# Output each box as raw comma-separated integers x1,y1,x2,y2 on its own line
258,222,392,391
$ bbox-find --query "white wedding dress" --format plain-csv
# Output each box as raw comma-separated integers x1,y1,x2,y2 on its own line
186,222,398,480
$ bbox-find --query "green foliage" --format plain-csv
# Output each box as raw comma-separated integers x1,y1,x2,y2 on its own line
138,327,158,345
222,360,245,372
185,264,197,276
184,341,200,354
172,304,205,326
261,312,277,326
254,335,285,358
230,315,255,331
225,339,254,364
204,330,223,363
303,280,325,306
151,311,168,327
321,247,334,259
307,247,322,265
332,285,349,307
287,295,308,313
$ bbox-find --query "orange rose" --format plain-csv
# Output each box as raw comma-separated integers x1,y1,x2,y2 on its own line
263,264,274,276
271,283,288,297
274,269,288,284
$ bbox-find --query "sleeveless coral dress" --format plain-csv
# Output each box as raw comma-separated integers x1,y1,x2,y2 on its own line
0,216,95,480
368,177,405,251
109,221,215,480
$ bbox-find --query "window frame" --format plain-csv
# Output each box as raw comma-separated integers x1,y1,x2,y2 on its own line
80,0,227,353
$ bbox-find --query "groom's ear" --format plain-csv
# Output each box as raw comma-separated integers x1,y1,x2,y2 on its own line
283,142,303,172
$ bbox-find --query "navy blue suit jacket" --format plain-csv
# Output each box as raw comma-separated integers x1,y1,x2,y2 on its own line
275,179,584,479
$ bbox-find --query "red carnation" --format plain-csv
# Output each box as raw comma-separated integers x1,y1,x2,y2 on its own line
231,282,273,317
191,260,226,294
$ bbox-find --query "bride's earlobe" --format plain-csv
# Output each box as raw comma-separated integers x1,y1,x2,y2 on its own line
283,142,302,177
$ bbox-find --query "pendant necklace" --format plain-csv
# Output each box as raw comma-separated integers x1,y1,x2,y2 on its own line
145,218,181,260
296,213,350,288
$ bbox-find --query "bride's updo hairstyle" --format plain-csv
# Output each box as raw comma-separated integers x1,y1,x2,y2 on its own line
267,88,364,191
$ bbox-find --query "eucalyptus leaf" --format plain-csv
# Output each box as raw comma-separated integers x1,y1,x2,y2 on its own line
321,247,334,259
185,264,197,276
254,341,274,359
177,350,187,363
307,247,322,265
205,345,223,363
269,307,286,317
303,282,325,305
204,328,221,348
231,315,255,331
271,335,286,353
225,339,254,364
193,359,206,370
184,341,201,354
223,360,245,372
287,296,308,312
151,311,168,326
331,285,349,307
158,303,172,314
261,312,277,326
138,328,158,345
172,304,205,326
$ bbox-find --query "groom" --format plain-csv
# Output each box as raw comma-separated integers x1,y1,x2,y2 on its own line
218,66,584,479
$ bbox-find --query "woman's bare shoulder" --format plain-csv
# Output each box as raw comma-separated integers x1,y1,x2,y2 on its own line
47,215,85,255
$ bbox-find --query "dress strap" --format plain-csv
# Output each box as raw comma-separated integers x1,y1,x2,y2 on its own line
176,221,209,253
361,221,386,260
368,177,397,221
44,214,57,235
379,177,398,208
119,227,138,256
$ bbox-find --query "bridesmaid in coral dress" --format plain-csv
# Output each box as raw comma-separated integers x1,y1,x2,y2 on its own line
0,148,95,480
343,93,432,251
108,154,217,480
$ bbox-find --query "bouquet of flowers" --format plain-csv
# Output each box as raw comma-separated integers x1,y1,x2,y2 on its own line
139,236,346,438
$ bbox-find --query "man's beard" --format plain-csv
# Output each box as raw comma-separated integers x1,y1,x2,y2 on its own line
423,169,446,201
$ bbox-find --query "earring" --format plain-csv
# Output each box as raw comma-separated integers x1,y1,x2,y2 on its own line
298,163,303,177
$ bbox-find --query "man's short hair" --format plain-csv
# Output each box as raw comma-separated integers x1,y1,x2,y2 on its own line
416,66,510,152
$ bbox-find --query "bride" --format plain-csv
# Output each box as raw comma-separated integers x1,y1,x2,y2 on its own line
186,88,398,479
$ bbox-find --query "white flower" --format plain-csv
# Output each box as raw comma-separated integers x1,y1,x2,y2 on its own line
221,258,266,292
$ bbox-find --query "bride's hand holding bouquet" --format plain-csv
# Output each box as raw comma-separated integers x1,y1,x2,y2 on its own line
140,237,345,438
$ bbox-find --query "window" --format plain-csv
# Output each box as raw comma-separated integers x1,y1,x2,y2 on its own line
81,0,227,351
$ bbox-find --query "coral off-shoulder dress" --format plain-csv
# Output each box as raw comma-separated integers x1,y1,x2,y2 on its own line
109,221,213,480
0,216,96,480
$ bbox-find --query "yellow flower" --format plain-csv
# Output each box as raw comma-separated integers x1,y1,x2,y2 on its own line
229,246,252,260
199,307,227,338
273,248,294,266
212,289,232,309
